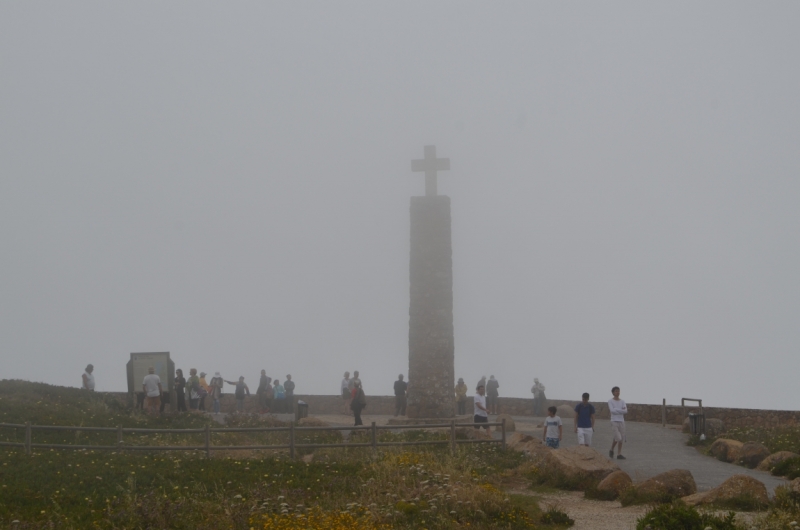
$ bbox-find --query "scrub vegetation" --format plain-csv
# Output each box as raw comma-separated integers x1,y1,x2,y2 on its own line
0,380,576,529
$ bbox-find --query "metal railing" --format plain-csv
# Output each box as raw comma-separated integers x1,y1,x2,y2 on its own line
0,419,506,458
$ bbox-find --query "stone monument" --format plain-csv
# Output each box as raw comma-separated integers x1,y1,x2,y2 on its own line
406,145,455,419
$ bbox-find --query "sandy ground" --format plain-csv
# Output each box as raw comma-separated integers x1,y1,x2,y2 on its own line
514,490,647,530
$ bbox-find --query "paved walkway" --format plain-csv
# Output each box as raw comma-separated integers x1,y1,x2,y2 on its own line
280,412,789,494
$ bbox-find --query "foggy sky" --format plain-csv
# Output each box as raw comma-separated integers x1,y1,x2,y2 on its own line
2,2,798,410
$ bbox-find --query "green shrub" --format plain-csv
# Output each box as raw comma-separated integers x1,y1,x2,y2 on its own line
771,455,800,479
635,501,740,530
539,504,574,526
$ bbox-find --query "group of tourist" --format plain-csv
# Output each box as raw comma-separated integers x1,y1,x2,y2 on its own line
172,369,296,415
453,375,547,417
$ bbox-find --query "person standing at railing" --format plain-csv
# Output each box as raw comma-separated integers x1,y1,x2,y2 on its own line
256,370,271,412
198,372,209,411
284,375,295,414
273,379,286,413
486,375,499,415
351,381,366,426
209,372,224,414
393,374,407,417
175,369,187,412
186,368,200,411
142,367,162,416
454,378,468,415
225,376,250,413
341,372,352,416
82,364,95,391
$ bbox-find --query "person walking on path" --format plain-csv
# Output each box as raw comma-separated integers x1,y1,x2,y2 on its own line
393,374,407,416
454,378,468,415
225,376,250,413
350,381,366,426
175,369,187,411
198,372,209,411
284,375,295,414
82,364,95,391
473,383,491,434
608,386,628,460
272,379,286,413
574,392,596,446
341,372,352,416
486,375,499,415
531,378,546,416
542,406,563,448
256,370,271,412
209,372,224,414
186,368,200,410
142,367,162,416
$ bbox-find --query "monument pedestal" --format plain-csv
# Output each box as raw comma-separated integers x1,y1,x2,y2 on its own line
407,195,455,419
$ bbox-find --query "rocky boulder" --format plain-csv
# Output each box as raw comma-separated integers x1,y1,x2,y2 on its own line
635,469,697,499
596,470,633,498
756,451,799,472
682,474,768,508
507,432,549,459
788,477,800,493
556,404,575,419
709,439,744,463
544,445,620,482
737,442,771,468
496,414,516,432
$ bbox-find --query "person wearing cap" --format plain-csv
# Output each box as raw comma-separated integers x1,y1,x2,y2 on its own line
209,372,224,414
198,372,209,411
82,364,95,391
454,378,468,415
142,367,163,416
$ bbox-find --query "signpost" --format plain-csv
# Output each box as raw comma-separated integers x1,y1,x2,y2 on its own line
126,352,175,411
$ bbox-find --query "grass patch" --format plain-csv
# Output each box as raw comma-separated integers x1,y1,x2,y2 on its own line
618,485,683,507
524,461,599,492
635,501,742,530
718,425,800,454
0,380,545,529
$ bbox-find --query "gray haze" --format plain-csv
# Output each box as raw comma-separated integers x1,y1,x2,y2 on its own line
2,2,798,410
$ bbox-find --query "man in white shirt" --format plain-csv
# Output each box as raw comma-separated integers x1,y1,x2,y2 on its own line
608,386,627,460
142,367,163,416
341,372,352,415
82,364,95,391
473,384,491,434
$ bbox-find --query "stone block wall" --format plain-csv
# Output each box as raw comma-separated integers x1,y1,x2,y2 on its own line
104,392,800,429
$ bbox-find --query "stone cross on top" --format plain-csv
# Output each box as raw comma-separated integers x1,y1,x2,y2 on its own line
411,145,450,197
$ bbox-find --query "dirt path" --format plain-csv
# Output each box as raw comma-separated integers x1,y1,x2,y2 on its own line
512,490,647,530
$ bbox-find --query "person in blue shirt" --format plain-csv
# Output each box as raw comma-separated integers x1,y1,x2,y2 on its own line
574,392,596,446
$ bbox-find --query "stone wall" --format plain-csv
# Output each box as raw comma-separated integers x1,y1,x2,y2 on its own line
407,195,455,418
105,392,800,429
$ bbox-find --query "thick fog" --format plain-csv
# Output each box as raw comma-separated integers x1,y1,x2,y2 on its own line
2,2,798,410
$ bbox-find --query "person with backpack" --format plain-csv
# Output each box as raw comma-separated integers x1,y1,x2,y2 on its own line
209,372,225,414
186,368,200,410
273,379,286,413
350,381,366,426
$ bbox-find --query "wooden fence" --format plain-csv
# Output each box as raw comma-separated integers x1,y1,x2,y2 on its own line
0,420,506,458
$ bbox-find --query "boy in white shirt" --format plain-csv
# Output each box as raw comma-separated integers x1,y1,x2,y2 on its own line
542,406,563,448
608,386,627,459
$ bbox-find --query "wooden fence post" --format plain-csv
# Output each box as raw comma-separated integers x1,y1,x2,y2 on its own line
204,425,210,459
24,422,31,455
450,420,456,456
501,419,506,450
662,399,666,427
289,422,295,459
